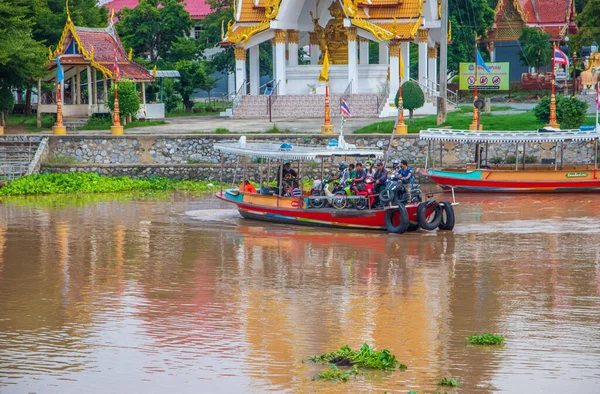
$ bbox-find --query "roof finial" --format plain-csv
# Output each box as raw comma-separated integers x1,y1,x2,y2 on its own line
110,7,115,25
66,0,71,22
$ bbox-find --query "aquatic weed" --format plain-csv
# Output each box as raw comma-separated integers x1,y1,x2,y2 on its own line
312,365,358,382
466,333,505,345
437,377,460,387
309,344,406,370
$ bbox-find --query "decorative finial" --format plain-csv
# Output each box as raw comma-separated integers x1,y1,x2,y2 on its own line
66,0,71,22
128,48,132,60
48,46,53,60
90,45,95,60
110,8,115,25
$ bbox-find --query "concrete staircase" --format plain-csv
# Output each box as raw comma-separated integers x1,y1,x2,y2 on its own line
0,136,48,181
63,117,89,131
233,94,382,119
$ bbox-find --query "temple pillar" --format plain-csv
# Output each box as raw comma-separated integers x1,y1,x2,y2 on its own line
401,42,410,83
428,47,438,95
249,45,260,95
142,82,146,105
309,32,320,65
60,78,64,107
37,79,42,128
274,30,287,95
76,67,81,105
389,42,400,102
102,73,107,103
347,28,358,93
417,30,429,90
234,46,247,95
86,66,93,115
359,37,369,65
288,30,299,67
489,42,496,62
379,41,389,65
271,39,277,84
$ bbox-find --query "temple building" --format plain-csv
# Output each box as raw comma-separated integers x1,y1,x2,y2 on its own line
484,0,577,81
38,13,155,128
221,0,444,118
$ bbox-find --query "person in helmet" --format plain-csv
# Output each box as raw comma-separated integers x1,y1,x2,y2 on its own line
391,159,400,176
332,161,351,188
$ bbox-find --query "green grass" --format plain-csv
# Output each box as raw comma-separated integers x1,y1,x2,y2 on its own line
437,377,460,387
5,114,54,132
308,344,406,370
466,333,505,345
0,173,219,196
355,108,597,134
166,101,230,118
215,128,230,134
77,119,166,131
45,153,80,165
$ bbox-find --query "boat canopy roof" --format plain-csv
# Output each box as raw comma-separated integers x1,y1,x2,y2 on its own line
420,128,600,143
214,138,384,160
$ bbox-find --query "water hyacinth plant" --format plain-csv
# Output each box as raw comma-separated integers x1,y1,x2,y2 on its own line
309,343,406,370
466,333,505,345
437,377,460,387
312,365,359,382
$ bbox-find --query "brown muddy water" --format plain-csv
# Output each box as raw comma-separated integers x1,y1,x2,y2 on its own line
0,192,599,393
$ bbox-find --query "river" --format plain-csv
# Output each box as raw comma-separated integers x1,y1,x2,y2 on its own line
0,193,599,393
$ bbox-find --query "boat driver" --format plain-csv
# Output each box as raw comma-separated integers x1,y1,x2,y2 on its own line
277,161,298,184
373,161,388,197
397,160,414,184
350,162,367,195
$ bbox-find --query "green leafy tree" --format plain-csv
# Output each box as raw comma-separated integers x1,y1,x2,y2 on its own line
107,80,140,123
117,0,193,61
175,60,207,112
518,27,552,71
533,95,588,129
199,74,221,104
168,36,205,62
0,85,15,127
162,78,182,112
572,0,600,55
394,81,425,123
448,0,495,74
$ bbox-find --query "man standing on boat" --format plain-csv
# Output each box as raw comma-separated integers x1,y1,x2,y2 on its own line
277,161,298,193
373,161,388,203
397,160,414,184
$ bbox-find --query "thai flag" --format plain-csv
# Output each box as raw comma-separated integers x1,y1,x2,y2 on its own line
113,49,121,81
554,48,569,68
340,97,351,117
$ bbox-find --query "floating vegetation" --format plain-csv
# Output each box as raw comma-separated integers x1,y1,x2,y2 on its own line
309,344,406,370
437,377,460,387
312,365,359,382
466,333,505,345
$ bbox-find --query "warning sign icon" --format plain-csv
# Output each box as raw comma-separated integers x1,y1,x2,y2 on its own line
480,76,488,85
492,76,501,85
467,76,476,85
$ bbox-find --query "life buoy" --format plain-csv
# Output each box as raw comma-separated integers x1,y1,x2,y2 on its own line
438,201,455,231
384,205,409,234
417,201,443,230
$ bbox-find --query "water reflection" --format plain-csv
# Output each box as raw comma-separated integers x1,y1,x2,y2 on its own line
0,193,599,393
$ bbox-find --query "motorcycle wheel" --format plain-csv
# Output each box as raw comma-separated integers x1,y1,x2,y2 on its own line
309,192,324,209
379,189,394,203
356,196,368,210
332,193,347,210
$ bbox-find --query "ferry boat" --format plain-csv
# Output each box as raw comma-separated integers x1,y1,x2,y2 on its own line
214,138,455,234
419,128,600,193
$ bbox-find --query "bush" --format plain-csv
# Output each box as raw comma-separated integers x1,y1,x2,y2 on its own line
164,94,182,113
395,81,425,123
107,80,140,122
533,95,588,129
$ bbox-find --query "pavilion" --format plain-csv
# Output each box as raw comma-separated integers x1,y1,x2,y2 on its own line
221,0,444,118
37,13,155,127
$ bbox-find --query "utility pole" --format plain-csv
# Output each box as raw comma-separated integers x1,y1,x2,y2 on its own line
437,0,448,125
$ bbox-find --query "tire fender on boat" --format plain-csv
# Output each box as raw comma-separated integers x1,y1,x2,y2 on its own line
417,201,443,231
438,201,455,231
384,205,410,234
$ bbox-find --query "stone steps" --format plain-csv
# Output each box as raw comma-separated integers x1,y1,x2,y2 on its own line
0,137,42,180
63,117,90,131
233,94,381,119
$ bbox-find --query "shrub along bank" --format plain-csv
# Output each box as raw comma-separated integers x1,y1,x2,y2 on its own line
0,173,218,196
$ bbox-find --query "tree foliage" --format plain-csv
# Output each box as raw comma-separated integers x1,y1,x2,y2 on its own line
533,95,588,129
518,27,552,70
107,80,140,121
394,81,425,123
572,0,600,55
117,0,193,61
175,60,208,112
448,0,495,74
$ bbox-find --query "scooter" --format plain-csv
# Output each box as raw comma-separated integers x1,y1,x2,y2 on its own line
379,175,409,205
332,177,376,210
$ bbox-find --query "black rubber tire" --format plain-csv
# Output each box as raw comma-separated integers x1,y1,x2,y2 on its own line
356,196,368,210
384,205,409,234
417,201,443,231
379,188,394,203
332,193,347,210
309,192,324,209
407,222,420,232
438,201,455,231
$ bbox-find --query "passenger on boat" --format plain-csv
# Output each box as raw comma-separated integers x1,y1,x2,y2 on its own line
277,161,298,192
239,180,257,193
391,159,400,173
365,160,376,177
350,162,368,195
397,160,414,184
349,163,356,179
332,161,351,186
373,161,388,197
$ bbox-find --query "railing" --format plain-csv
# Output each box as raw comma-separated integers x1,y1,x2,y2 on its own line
267,80,281,121
376,80,390,114
0,141,38,181
410,77,458,107
231,81,248,116
259,79,275,95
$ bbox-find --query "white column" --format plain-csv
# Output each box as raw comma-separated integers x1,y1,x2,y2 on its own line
401,42,410,83
76,67,81,105
86,66,92,115
379,41,389,65
489,42,496,62
359,38,369,65
417,30,428,89
142,82,146,104
309,32,320,65
288,30,299,67
389,42,400,101
234,46,247,95
274,30,287,95
428,47,438,95
347,28,358,93
249,45,260,95
271,39,277,83
227,72,235,96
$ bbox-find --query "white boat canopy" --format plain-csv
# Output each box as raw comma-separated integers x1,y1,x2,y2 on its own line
420,128,600,143
214,137,384,161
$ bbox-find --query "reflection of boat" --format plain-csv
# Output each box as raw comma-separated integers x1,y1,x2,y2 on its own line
214,139,454,233
420,129,600,193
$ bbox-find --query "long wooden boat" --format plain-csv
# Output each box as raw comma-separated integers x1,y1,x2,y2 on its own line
214,138,454,233
420,128,600,193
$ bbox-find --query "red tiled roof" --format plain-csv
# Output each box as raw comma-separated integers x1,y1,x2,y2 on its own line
516,0,572,24
103,0,212,19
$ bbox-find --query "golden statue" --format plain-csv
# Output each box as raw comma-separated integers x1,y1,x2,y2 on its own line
311,2,349,65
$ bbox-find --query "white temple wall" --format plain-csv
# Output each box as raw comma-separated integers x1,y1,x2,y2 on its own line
285,65,388,95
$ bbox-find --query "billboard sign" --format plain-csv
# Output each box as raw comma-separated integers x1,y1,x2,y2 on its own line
459,62,510,91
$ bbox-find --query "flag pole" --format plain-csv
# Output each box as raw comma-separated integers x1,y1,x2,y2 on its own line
53,56,66,135
469,37,482,131
547,43,560,128
111,50,124,135
320,48,333,135
395,41,407,134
